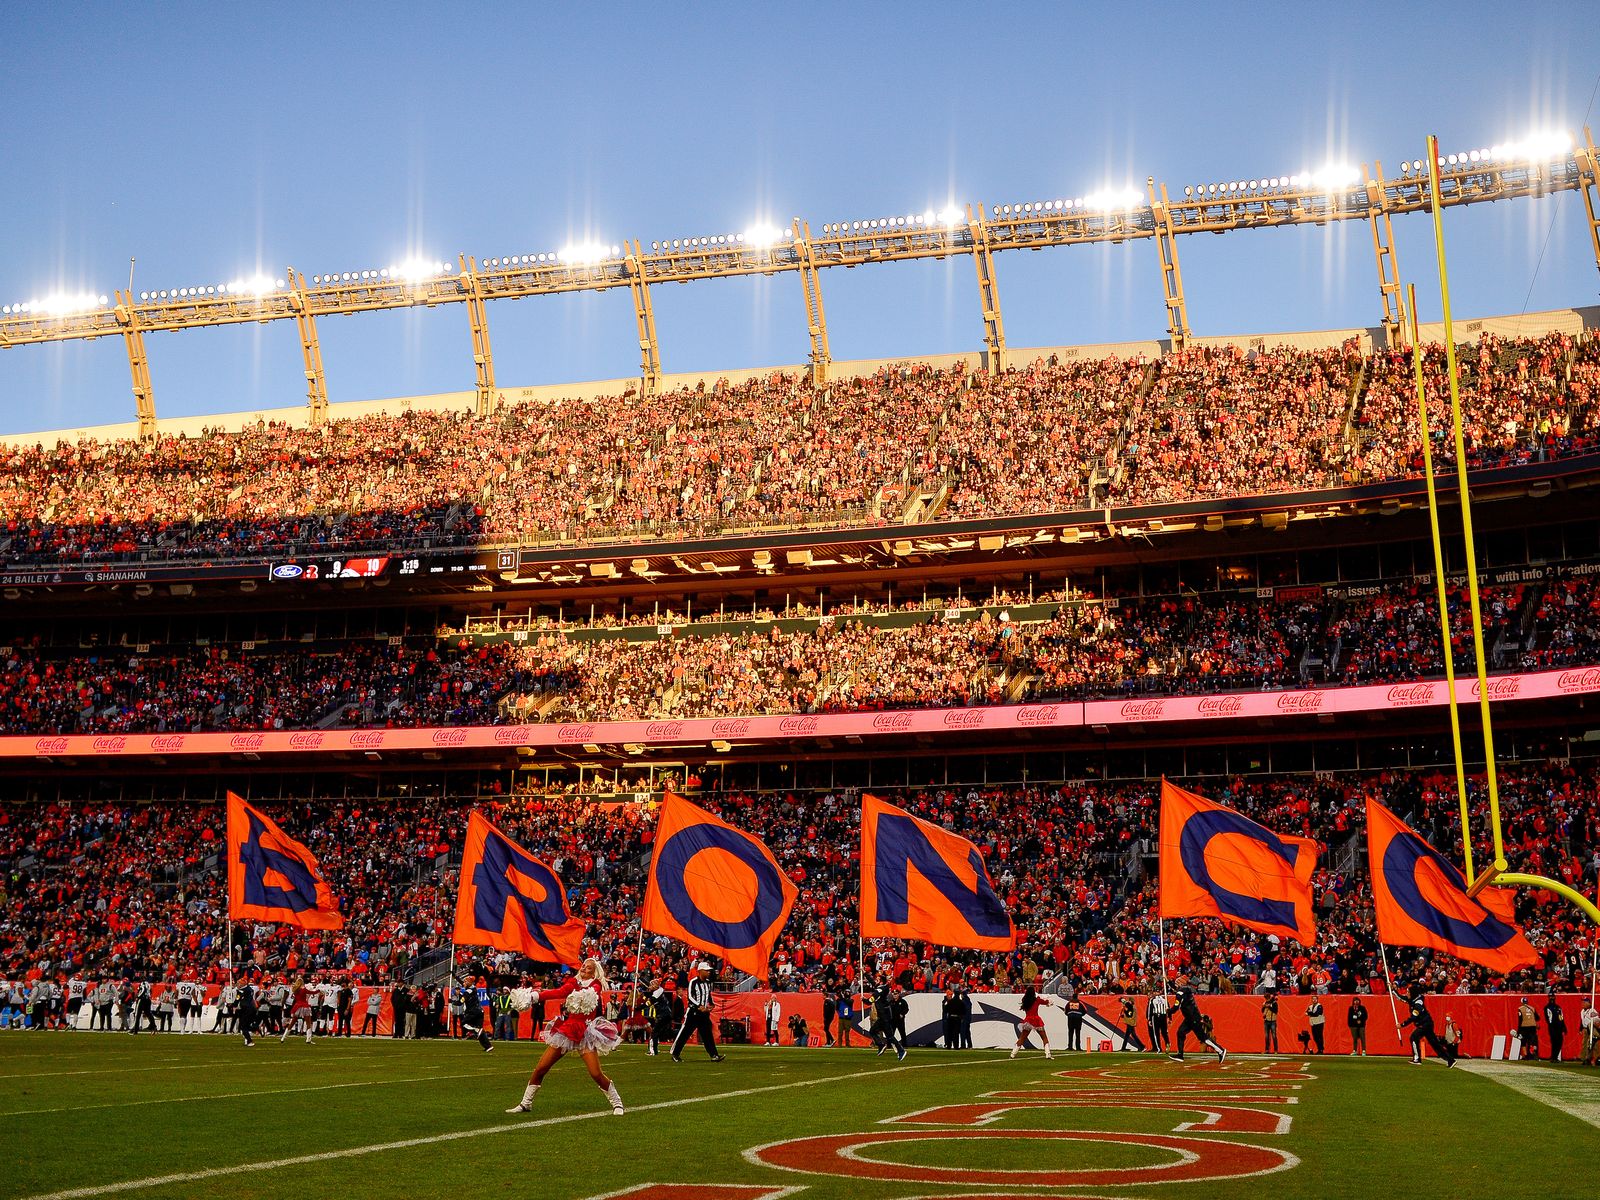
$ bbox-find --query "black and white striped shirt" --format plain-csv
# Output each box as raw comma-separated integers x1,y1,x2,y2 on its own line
686,978,713,1010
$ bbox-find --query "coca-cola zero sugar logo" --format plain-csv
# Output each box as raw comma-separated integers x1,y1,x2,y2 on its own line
34,736,69,755
711,719,753,737
431,729,468,747
871,712,914,732
777,716,819,735
493,725,532,745
92,736,128,753
1118,700,1167,721
1470,677,1522,701
1016,705,1061,727
150,734,185,752
556,724,597,744
1197,696,1243,717
942,710,988,729
1275,691,1327,714
288,732,325,750
349,731,385,749
645,721,686,740
1556,668,1600,693
229,733,266,752
1385,682,1434,707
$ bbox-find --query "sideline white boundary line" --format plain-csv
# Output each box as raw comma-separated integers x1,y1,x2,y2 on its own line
1457,1061,1600,1130
0,1068,505,1117
19,1057,997,1200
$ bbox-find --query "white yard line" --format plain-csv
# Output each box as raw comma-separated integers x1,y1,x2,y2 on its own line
0,1069,505,1117
1457,1061,1600,1130
18,1058,995,1200
0,1060,244,1081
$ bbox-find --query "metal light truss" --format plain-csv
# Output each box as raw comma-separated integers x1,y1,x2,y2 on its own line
1,131,1596,435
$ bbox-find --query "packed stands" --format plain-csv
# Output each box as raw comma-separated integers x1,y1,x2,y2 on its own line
3,761,1595,1004
2,333,1597,567
5,575,1599,733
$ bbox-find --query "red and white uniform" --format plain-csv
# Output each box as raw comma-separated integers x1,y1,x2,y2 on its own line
292,986,312,1018
534,977,621,1056
1020,987,1048,1030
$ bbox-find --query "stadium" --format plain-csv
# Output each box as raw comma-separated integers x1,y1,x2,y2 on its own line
4,10,1600,1200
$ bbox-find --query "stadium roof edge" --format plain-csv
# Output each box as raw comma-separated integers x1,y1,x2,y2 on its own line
3,303,1595,448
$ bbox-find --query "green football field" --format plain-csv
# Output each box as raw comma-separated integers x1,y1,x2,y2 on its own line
2,1034,1597,1200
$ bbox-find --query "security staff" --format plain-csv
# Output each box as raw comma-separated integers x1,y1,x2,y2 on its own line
644,980,674,1055
671,962,725,1063
1169,979,1227,1064
1262,992,1280,1052
1306,998,1326,1054
1401,988,1456,1066
1065,995,1086,1051
1544,991,1568,1063
1347,996,1368,1056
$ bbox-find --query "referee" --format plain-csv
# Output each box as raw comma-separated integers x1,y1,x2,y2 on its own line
671,962,725,1063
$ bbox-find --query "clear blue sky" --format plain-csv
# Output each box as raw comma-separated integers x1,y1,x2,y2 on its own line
2,2,1598,434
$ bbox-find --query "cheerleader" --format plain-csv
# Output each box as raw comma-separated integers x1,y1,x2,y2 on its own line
505,959,624,1116
1010,980,1054,1059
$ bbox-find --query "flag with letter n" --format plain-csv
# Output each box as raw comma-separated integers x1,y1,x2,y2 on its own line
226,792,344,930
453,810,586,965
859,792,1017,951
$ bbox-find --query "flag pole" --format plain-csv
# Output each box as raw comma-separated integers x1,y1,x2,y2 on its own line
1158,918,1169,1000
1377,941,1403,1035
628,920,647,1015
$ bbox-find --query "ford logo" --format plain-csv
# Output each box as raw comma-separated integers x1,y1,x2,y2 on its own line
271,564,304,580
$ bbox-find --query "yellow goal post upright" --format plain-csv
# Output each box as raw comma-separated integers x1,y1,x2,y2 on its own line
1419,132,1600,928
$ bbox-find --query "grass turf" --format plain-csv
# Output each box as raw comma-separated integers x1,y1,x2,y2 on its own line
2,1034,1597,1200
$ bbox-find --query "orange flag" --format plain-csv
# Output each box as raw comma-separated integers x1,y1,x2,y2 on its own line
641,793,797,980
1158,779,1317,944
226,792,343,930
859,793,1017,951
1366,799,1539,973
453,811,586,964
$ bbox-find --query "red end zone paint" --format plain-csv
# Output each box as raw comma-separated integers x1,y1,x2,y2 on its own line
896,1099,1291,1135
584,1187,800,1200
748,1129,1297,1186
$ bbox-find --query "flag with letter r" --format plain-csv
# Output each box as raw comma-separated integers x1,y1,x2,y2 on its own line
859,793,1017,951
453,810,586,965
226,792,344,930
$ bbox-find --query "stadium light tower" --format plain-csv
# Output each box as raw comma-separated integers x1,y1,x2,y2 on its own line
625,241,662,397
112,290,157,440
1364,162,1406,347
792,218,832,386
967,204,1007,374
287,270,330,426
1147,179,1189,350
459,256,498,417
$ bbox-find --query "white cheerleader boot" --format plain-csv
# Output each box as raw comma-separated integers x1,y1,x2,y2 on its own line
605,1083,624,1116
506,1083,539,1113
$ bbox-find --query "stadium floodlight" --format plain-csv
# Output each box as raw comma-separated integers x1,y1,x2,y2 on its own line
1496,130,1572,163
743,224,781,249
559,242,609,267
939,204,963,228
1310,163,1360,191
1084,187,1143,212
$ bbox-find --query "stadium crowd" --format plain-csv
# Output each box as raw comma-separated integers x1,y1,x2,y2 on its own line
2,759,1596,1034
1,333,1596,566
5,574,1598,733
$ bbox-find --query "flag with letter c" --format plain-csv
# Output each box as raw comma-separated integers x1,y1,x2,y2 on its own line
1158,778,1317,944
1365,798,1538,972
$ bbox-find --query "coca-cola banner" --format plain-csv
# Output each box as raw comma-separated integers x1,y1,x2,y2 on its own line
9,666,1600,759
